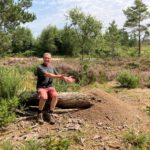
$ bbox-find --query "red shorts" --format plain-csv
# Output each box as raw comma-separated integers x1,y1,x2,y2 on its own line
37,87,58,100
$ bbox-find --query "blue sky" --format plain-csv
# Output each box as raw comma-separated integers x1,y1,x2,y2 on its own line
24,0,150,37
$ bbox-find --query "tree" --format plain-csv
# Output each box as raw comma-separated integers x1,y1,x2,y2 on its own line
0,0,36,55
56,26,80,56
12,27,34,53
123,0,150,56
37,26,59,56
0,32,12,54
67,8,102,60
105,20,121,56
119,28,130,47
0,0,36,32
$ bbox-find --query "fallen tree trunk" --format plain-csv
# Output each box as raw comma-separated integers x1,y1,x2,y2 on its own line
23,92,94,110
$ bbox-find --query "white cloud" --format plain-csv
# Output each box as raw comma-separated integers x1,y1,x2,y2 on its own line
25,0,150,37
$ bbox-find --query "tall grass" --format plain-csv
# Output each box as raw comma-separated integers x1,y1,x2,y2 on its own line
0,67,23,98
122,129,150,149
0,97,19,126
0,67,24,126
0,140,14,150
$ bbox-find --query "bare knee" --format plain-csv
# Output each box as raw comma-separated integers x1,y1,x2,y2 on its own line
38,92,48,100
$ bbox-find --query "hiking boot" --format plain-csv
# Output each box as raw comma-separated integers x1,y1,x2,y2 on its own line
45,113,55,125
37,112,44,124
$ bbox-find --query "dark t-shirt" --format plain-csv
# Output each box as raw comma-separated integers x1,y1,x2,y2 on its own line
35,64,59,89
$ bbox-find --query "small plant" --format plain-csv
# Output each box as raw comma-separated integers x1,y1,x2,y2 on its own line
0,140,14,150
122,129,150,149
45,136,71,150
54,80,80,92
0,97,19,126
145,105,150,115
117,70,139,88
0,67,23,99
24,140,42,150
57,139,71,150
69,131,84,145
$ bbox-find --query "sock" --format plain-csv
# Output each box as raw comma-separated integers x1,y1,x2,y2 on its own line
38,109,43,114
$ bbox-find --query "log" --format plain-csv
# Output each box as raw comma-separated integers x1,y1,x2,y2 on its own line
22,92,94,110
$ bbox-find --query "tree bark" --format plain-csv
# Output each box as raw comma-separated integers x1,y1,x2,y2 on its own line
138,15,141,57
24,92,94,110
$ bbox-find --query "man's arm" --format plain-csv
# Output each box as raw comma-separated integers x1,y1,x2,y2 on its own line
44,72,75,83
44,72,63,79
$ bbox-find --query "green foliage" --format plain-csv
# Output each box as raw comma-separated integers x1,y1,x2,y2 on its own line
0,97,19,126
117,70,139,88
123,0,150,56
0,67,23,99
45,136,71,150
37,25,59,56
122,129,150,149
0,140,14,150
25,140,42,150
104,20,121,56
56,26,80,56
12,27,34,53
69,131,85,145
0,0,36,32
67,8,102,58
0,67,29,126
0,33,12,55
54,80,80,92
0,0,36,54
0,137,70,150
0,67,25,98
79,60,93,85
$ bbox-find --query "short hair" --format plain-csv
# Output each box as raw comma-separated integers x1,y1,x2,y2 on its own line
43,52,51,58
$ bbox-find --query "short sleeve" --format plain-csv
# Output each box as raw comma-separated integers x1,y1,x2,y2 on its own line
53,68,59,75
37,66,46,76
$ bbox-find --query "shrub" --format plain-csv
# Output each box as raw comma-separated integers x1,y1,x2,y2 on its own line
122,129,150,149
0,97,19,126
117,70,139,88
54,80,80,92
45,136,71,150
0,140,14,150
25,140,42,150
0,67,23,99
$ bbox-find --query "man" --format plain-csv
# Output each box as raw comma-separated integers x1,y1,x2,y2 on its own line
36,53,75,124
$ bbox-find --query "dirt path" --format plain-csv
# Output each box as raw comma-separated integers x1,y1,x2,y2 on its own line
1,88,150,149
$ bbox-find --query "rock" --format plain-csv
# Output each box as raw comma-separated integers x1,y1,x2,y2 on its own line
80,138,86,146
92,135,102,140
97,122,103,126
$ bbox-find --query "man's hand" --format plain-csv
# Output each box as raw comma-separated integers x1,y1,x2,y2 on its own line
62,76,75,83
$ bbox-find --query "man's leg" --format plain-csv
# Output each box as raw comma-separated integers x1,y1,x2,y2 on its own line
37,88,48,124
47,87,58,124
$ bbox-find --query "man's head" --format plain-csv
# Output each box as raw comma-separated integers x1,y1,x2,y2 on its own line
43,53,52,66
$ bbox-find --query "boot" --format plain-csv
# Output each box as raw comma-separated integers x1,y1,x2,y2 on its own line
37,112,44,124
44,110,55,125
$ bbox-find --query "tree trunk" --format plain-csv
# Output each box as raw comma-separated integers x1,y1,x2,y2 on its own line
138,16,141,57
24,92,94,111
138,29,141,57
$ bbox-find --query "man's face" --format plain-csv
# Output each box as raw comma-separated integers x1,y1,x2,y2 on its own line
43,54,51,65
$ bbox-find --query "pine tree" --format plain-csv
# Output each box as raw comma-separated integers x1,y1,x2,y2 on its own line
105,20,121,57
123,0,150,56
